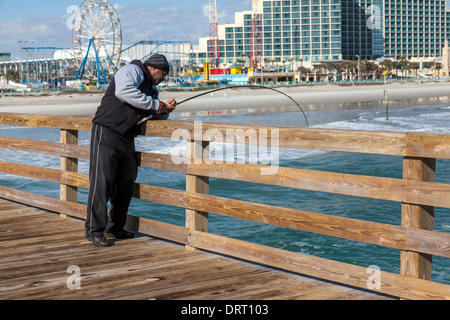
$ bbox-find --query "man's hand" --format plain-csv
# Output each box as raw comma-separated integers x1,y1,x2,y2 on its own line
157,98,176,114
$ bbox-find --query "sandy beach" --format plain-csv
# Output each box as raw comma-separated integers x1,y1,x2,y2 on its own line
1,81,450,116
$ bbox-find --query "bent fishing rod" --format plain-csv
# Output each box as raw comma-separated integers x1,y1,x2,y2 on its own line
175,85,309,127
138,85,309,126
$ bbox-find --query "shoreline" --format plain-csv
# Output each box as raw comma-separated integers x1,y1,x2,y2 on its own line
1,81,449,116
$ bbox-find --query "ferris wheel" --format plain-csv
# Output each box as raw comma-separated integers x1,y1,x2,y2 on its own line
72,0,122,84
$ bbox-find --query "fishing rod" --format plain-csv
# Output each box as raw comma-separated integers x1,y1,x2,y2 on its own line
138,85,309,126
175,85,309,127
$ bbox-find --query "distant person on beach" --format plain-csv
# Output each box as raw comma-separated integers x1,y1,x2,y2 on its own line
85,54,176,247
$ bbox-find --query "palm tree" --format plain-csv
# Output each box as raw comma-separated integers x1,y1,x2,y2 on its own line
236,58,246,67
297,66,309,81
289,58,294,72
360,60,379,79
380,59,394,77
333,62,347,81
408,62,419,78
4,70,21,82
393,57,409,77
342,61,358,81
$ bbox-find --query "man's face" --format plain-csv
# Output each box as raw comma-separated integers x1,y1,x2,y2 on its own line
148,67,167,85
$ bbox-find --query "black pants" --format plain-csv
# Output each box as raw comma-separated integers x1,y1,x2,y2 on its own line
85,124,138,237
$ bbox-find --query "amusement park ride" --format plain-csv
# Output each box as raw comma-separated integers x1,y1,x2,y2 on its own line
70,0,191,86
68,0,248,86
72,0,122,85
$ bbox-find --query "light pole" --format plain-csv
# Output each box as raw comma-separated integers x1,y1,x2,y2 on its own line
383,71,388,121
356,55,360,81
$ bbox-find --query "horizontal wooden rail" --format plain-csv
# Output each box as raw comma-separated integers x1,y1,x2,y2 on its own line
0,136,90,160
0,113,93,131
2,161,449,260
0,161,89,189
2,113,450,158
187,229,450,300
122,216,450,300
1,113,450,299
187,163,450,209
3,152,450,210
0,185,86,219
121,214,450,300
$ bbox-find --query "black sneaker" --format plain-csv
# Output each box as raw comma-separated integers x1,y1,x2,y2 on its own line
104,228,135,240
86,234,111,247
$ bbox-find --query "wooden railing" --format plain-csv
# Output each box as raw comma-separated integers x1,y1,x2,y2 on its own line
0,112,450,300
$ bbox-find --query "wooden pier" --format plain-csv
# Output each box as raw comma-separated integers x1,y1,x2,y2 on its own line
0,199,392,300
1,113,450,300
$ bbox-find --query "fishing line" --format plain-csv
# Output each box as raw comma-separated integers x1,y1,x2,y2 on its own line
139,85,309,126
174,84,310,239
139,85,308,240
175,85,309,127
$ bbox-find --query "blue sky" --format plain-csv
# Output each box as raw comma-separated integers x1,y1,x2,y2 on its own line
0,0,251,59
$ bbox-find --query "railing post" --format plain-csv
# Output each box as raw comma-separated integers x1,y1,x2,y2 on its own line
60,129,78,218
400,156,436,280
185,139,209,251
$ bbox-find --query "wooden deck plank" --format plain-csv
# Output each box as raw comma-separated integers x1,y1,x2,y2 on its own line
0,237,158,265
6,241,267,299
0,206,43,217
142,271,277,300
2,251,211,299
0,199,396,300
89,262,270,300
0,240,155,275
0,221,79,241
0,245,209,299
0,231,85,251
69,260,258,300
1,241,158,281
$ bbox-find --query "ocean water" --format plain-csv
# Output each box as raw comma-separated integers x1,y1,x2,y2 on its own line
1,99,450,285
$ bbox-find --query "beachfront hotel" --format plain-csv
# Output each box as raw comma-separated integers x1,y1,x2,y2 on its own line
189,0,450,69
384,0,449,59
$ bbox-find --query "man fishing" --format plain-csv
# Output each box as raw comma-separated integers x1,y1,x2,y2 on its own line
85,54,176,247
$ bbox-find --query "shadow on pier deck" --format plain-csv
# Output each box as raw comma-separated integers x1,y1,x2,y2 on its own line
0,199,394,300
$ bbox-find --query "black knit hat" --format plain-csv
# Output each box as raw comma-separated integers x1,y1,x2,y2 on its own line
144,54,170,74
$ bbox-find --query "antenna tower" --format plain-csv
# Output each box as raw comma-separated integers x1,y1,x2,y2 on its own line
251,0,262,70
209,0,221,68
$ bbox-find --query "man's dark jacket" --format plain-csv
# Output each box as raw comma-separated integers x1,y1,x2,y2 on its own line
92,60,159,139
